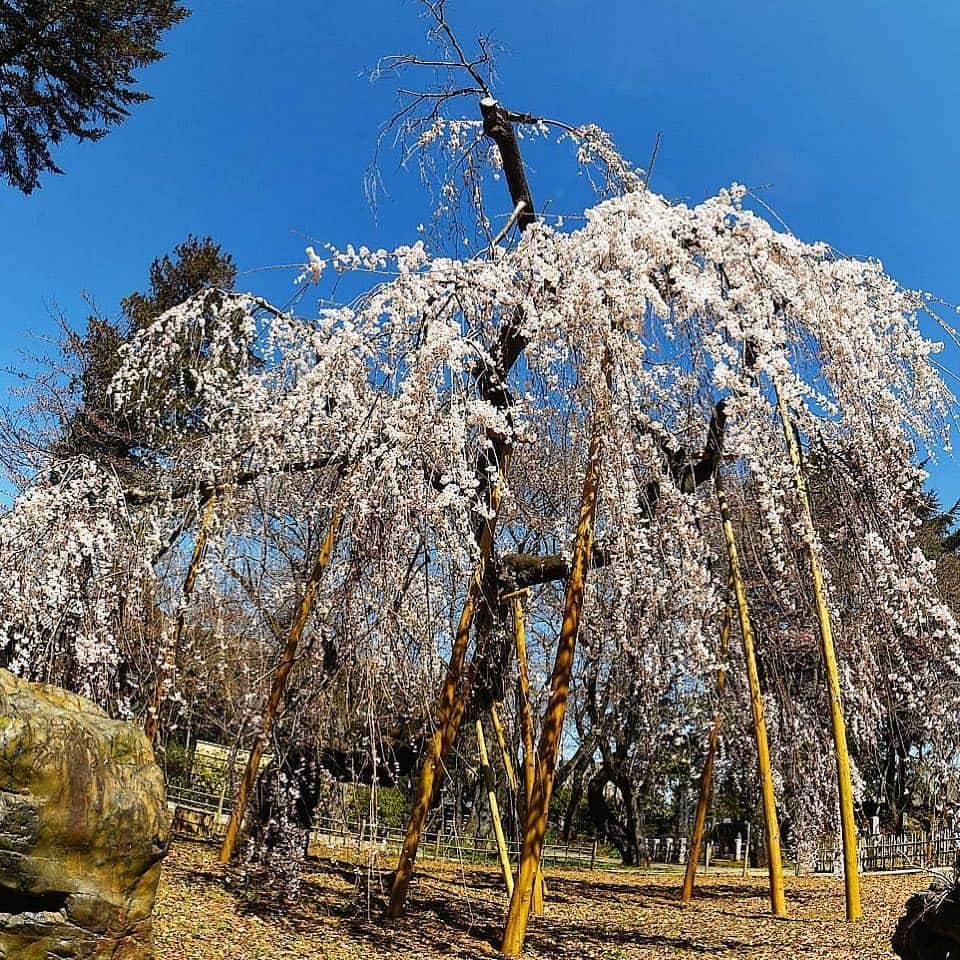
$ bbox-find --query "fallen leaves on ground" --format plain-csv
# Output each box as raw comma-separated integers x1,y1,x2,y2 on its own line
154,840,927,959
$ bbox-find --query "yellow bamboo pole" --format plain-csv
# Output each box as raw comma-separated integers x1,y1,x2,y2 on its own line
775,389,861,921
513,595,536,814
681,588,734,902
513,593,546,916
387,483,503,919
218,509,342,863
477,718,515,897
716,472,787,917
513,592,546,917
490,703,519,796
145,494,217,746
501,421,605,957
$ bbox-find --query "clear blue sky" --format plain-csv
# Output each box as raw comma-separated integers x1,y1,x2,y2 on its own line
1,0,958,505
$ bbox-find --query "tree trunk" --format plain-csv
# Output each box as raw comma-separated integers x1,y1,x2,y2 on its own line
387,91,539,921
623,779,644,868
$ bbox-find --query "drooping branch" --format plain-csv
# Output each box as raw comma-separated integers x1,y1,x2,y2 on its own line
219,507,343,863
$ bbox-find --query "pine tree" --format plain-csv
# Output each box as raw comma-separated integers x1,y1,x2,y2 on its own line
0,0,189,193
57,235,237,484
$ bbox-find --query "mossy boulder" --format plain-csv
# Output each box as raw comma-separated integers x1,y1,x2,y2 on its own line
0,669,170,959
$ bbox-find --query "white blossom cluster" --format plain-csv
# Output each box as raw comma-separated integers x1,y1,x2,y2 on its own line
0,458,155,705
0,116,955,853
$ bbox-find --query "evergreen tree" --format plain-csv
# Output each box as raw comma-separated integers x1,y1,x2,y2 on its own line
57,235,237,484
0,0,189,193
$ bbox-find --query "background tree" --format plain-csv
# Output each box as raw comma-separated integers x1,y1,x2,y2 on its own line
0,235,243,721
0,235,239,490
56,235,238,485
0,0,189,193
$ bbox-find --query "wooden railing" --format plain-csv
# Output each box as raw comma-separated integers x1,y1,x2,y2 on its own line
166,781,714,872
814,831,960,874
167,784,622,869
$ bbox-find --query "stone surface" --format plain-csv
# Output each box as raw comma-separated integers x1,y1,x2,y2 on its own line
892,877,960,960
0,669,170,959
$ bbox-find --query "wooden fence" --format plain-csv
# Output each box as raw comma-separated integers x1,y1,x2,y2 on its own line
309,814,622,869
168,782,705,870
814,830,960,873
171,778,959,877
167,790,621,869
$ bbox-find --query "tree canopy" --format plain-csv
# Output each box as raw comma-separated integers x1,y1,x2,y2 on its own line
1,5,959,955
0,0,188,193
55,235,238,483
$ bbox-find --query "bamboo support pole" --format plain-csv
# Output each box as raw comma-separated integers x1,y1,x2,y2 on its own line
490,702,519,796
775,389,861,921
512,593,545,915
387,484,503,919
477,719,515,896
501,421,605,957
716,473,787,917
145,494,217,746
681,588,734,902
218,509,342,863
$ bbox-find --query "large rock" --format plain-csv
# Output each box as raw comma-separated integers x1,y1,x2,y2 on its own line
0,669,170,959
893,876,960,960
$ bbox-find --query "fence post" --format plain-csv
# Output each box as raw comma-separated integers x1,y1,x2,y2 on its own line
590,838,597,871
741,822,751,879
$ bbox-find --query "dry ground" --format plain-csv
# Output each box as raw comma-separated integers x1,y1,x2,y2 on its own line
154,840,928,959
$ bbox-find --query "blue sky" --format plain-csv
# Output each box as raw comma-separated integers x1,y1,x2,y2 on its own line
1,0,958,504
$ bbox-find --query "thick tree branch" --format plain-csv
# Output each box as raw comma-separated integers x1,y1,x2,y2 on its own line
500,544,613,591
123,454,342,507
636,399,727,512
479,98,536,234
498,401,728,591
